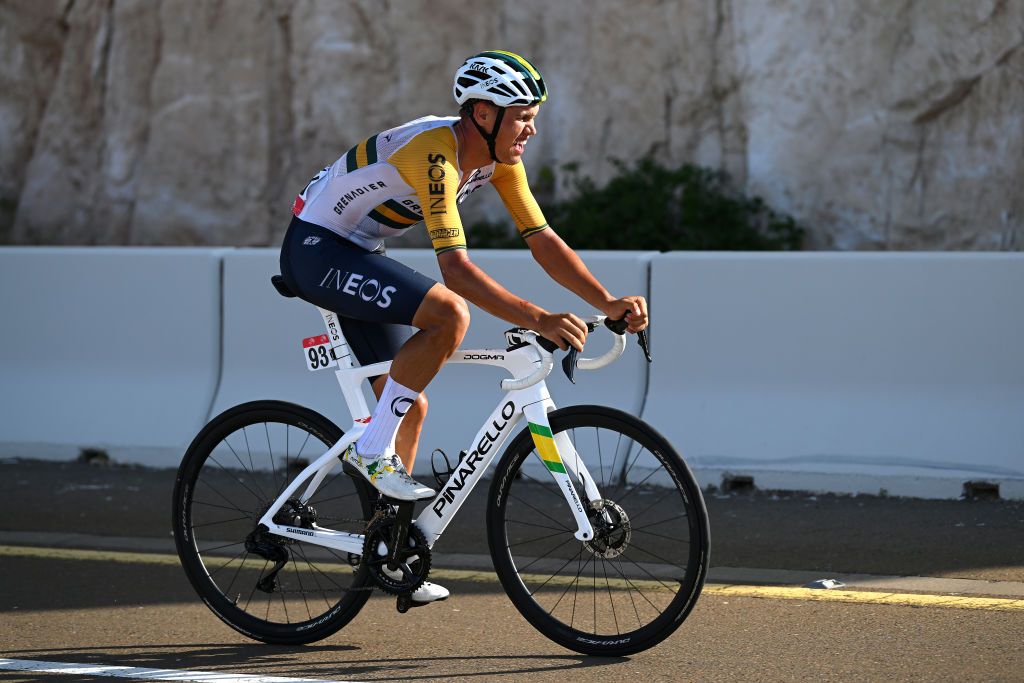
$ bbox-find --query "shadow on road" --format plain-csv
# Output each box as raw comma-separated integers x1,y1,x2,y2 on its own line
1,643,626,680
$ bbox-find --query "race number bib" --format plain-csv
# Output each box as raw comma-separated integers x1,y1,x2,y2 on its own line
302,334,338,372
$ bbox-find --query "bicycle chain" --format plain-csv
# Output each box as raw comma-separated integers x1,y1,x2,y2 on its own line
260,506,391,595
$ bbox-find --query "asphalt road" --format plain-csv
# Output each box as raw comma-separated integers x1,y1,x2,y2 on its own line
1,459,1022,682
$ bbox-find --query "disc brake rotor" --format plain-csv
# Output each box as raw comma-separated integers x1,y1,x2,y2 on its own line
584,499,632,558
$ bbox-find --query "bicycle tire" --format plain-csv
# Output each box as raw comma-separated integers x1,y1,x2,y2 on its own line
172,400,374,645
487,405,710,656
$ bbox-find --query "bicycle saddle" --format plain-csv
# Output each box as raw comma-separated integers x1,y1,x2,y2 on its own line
271,275,297,298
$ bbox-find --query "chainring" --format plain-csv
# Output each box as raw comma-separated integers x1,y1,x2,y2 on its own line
361,517,431,595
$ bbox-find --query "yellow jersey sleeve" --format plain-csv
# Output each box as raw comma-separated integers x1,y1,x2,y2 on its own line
491,161,549,239
388,127,466,255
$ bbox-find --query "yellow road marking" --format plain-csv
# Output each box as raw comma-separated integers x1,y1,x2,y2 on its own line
4,545,1022,612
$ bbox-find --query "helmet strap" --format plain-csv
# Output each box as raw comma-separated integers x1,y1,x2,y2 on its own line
469,105,506,163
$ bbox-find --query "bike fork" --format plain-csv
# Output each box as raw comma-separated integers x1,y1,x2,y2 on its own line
522,403,596,541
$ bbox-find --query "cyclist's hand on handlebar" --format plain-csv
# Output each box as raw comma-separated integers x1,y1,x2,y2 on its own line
537,312,588,352
604,296,649,333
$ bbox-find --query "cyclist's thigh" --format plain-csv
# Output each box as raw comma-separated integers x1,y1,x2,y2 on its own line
280,218,436,326
340,318,413,367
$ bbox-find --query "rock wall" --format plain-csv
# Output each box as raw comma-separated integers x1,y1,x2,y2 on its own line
1,0,1021,249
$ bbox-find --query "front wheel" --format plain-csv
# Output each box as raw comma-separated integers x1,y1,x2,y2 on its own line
487,406,710,656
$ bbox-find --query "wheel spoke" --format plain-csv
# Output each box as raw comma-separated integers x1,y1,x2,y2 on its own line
205,454,267,508
195,540,245,554
627,486,684,524
610,556,667,614
263,422,279,498
507,528,570,550
601,558,621,634
507,491,573,532
194,475,253,519
617,552,679,592
232,428,270,501
528,545,585,598
632,514,689,529
309,491,358,505
292,546,337,611
518,466,574,504
616,447,656,501
191,515,252,529
245,559,269,611
514,534,577,574
191,498,251,516
222,551,251,601
277,429,314,499
506,518,570,533
609,430,624,486
631,527,692,544
208,548,247,579
622,540,689,573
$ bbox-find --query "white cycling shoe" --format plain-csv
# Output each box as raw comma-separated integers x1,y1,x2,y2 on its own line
342,445,435,501
411,582,450,605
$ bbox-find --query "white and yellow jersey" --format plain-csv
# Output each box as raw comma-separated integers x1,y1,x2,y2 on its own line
292,116,549,254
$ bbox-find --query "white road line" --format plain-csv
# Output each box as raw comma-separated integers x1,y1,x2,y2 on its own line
0,658,359,683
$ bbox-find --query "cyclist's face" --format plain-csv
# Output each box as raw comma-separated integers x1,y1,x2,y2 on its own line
496,104,539,165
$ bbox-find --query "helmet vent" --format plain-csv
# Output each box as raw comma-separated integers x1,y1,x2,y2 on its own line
453,51,547,107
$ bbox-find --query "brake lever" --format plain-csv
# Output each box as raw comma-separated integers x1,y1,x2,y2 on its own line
637,329,652,363
560,321,599,384
561,347,580,384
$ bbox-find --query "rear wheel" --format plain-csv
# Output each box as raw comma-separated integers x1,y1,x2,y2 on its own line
487,405,710,656
172,400,374,644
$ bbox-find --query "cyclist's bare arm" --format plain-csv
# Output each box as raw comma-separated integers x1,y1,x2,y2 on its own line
437,249,587,351
526,228,649,333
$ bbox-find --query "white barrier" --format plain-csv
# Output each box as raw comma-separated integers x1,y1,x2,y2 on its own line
208,248,655,477
3,248,1021,498
641,253,1024,498
0,248,222,466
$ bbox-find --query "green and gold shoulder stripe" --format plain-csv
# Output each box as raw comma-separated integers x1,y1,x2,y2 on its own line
344,133,380,172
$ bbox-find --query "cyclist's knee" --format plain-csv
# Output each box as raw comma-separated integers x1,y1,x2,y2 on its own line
448,296,470,338
416,287,470,344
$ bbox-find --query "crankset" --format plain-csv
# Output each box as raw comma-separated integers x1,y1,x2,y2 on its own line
361,502,431,598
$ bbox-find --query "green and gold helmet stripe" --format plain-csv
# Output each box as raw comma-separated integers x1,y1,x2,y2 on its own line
478,50,548,103
485,50,541,80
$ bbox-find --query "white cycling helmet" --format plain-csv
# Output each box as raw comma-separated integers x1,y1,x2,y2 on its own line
453,51,547,161
453,50,548,108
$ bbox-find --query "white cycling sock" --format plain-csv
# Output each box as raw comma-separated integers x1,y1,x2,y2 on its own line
356,376,419,458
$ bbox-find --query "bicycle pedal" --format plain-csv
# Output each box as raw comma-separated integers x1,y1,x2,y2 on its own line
396,594,412,614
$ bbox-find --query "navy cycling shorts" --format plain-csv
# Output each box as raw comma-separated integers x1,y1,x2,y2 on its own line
280,217,437,366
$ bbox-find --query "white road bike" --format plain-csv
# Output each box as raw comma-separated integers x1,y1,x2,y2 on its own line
172,275,710,657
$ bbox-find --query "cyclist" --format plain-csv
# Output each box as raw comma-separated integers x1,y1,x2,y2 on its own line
279,50,648,604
